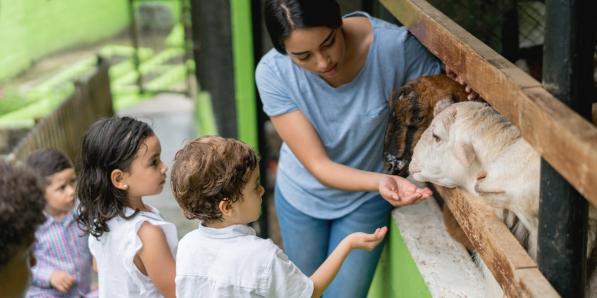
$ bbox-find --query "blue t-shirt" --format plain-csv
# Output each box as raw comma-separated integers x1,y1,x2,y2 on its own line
255,12,441,219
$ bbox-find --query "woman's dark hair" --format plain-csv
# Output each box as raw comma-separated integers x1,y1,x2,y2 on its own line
0,160,46,268
25,149,73,183
76,117,154,238
264,0,342,54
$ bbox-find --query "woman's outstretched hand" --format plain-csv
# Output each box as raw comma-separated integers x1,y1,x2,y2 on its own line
445,64,479,100
379,175,432,207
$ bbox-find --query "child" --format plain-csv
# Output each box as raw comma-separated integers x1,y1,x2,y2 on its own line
170,136,388,298
25,149,93,297
0,159,46,297
76,117,177,298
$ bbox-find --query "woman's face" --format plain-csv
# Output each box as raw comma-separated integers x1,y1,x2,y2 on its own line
283,26,346,79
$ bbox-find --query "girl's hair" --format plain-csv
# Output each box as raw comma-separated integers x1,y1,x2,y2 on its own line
264,0,342,54
76,117,154,238
25,149,73,183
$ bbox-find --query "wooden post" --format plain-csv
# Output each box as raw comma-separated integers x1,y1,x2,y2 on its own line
537,0,596,297
189,0,237,137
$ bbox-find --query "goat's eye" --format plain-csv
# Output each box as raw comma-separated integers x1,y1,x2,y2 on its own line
432,133,441,142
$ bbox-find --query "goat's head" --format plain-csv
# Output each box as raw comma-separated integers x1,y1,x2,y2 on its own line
383,75,468,177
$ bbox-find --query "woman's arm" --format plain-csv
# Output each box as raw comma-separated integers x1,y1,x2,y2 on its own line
136,222,176,298
271,111,431,206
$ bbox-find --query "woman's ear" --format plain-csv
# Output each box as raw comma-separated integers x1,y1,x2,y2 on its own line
219,199,233,217
111,169,128,191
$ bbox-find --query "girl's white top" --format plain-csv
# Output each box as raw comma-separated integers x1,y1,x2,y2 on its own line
89,205,178,298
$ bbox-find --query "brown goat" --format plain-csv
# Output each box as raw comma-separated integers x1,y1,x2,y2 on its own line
383,74,468,177
383,74,473,248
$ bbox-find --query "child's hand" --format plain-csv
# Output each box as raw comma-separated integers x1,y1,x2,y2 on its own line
50,270,76,293
346,227,388,251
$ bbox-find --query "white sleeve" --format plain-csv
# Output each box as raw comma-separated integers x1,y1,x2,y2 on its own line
267,247,314,298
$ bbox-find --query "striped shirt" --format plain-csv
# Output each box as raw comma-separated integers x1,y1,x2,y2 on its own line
27,207,92,298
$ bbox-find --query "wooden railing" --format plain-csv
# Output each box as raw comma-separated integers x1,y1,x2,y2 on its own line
8,58,113,163
380,0,596,296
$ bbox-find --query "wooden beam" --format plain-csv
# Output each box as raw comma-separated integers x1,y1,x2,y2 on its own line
436,186,560,297
380,0,597,206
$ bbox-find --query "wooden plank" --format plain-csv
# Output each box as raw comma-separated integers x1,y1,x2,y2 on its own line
391,199,487,297
436,186,560,297
380,0,597,206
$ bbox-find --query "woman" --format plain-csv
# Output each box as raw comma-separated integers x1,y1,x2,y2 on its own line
256,0,440,296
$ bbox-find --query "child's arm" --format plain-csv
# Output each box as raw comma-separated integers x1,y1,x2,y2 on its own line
136,222,176,298
29,240,75,292
310,226,388,298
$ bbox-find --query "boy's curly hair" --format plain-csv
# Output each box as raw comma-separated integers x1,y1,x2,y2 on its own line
0,160,46,268
171,136,258,223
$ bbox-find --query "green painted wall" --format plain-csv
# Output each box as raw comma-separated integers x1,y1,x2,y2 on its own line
0,0,129,82
230,0,258,150
368,220,432,298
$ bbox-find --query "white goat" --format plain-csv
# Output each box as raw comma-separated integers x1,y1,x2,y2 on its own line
409,101,596,295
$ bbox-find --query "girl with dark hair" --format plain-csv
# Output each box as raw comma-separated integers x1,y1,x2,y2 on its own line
77,117,176,298
256,0,441,296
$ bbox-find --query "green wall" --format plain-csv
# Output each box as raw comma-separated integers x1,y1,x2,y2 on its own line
231,0,258,150
0,0,129,82
368,220,432,298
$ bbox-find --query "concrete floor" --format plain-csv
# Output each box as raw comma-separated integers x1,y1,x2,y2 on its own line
117,93,197,239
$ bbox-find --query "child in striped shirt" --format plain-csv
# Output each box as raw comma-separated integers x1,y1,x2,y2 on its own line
25,149,93,298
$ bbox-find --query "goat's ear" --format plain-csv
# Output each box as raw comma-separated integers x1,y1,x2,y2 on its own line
433,97,454,117
439,106,457,132
454,141,476,167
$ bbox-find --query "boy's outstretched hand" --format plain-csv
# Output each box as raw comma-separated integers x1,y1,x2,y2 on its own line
347,227,388,251
379,175,432,207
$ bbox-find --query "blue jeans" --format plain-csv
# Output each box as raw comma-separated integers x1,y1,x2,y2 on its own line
275,186,392,298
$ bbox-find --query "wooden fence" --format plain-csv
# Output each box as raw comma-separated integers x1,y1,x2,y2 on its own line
8,58,113,163
380,0,596,296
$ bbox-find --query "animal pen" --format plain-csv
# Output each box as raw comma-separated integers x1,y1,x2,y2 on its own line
6,59,113,164
371,0,595,297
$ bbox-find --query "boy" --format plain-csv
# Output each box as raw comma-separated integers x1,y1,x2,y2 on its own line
0,159,47,297
25,149,93,297
171,136,387,298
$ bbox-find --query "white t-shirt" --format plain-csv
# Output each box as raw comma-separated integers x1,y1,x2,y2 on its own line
176,224,314,298
89,205,178,298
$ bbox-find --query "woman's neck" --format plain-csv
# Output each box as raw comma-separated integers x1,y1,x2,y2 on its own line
324,16,372,87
